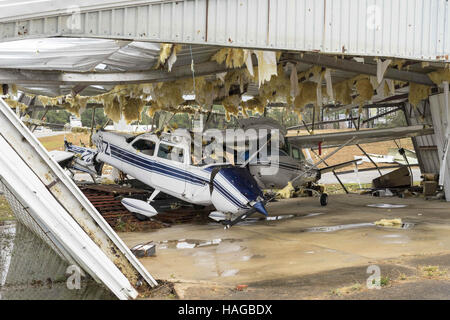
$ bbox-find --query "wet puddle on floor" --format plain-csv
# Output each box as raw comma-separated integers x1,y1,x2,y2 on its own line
302,222,415,233
229,213,325,226
266,214,295,221
367,204,408,208
156,238,243,250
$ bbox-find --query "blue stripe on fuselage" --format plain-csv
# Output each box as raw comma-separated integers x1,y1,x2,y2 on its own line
107,143,249,210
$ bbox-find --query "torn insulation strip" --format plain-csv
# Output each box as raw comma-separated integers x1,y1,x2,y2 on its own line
428,69,450,86
408,82,432,107
254,50,278,87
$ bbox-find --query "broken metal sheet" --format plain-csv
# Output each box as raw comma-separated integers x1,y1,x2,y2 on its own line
429,92,450,201
0,97,157,299
0,38,128,71
287,125,435,149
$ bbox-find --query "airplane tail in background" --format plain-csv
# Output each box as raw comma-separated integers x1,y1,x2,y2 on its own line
64,140,103,176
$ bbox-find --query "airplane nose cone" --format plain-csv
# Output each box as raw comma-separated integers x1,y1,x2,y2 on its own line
253,201,268,216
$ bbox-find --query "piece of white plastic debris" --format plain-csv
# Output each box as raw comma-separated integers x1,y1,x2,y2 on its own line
255,50,277,87
243,49,254,77
376,58,392,84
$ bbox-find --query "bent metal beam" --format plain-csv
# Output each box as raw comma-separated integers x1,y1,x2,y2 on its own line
0,61,236,85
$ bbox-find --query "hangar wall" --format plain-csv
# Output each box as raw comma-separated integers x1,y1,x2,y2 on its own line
0,0,448,62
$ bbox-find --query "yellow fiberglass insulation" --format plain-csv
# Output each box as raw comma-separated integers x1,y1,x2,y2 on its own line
333,80,353,105
277,182,295,199
155,43,182,69
64,94,90,116
408,82,432,107
242,97,265,116
352,78,374,106
428,69,450,85
195,81,220,108
103,97,122,122
4,98,28,111
38,95,63,107
151,81,185,109
374,218,402,227
122,97,145,124
390,59,406,70
211,48,246,69
259,65,291,105
294,82,317,113
222,94,241,121
223,69,252,95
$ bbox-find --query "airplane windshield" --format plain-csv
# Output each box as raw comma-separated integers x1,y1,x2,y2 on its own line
291,146,305,161
157,143,185,163
132,139,155,156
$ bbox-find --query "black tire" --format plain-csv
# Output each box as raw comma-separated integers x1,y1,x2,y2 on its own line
320,193,328,206
134,213,149,221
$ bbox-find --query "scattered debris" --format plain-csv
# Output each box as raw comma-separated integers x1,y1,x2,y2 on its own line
236,284,248,291
131,242,156,258
372,166,411,189
420,265,448,279
374,218,402,227
367,203,407,208
79,184,168,231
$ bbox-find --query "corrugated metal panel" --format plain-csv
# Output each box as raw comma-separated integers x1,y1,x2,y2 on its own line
404,100,441,174
429,92,450,201
0,0,448,62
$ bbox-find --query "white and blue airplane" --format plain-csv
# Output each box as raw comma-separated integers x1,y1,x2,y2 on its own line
52,130,269,228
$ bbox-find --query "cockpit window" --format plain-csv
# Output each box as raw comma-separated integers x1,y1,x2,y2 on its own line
266,148,288,157
291,147,305,160
157,143,184,163
132,139,155,156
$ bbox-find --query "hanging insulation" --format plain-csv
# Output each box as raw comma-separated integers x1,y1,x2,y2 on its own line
159,44,173,64
408,82,432,107
242,97,265,116
222,94,241,120
259,65,291,106
294,82,317,112
211,48,246,68
428,69,450,85
103,96,122,122
352,78,374,107
122,97,145,124
254,50,278,87
4,98,28,111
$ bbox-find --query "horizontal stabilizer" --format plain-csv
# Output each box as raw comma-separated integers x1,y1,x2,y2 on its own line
319,159,361,174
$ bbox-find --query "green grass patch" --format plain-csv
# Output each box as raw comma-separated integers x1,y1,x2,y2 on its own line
0,195,15,221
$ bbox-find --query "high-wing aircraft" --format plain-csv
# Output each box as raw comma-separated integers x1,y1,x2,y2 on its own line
51,118,433,227
225,119,434,206
51,130,269,227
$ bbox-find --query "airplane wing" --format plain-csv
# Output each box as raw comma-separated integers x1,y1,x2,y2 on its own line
286,125,434,149
319,159,360,174
49,150,75,165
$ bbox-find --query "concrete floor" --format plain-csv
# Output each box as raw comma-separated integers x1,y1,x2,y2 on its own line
119,194,450,299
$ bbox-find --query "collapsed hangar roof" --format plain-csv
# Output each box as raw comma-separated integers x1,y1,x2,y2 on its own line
0,0,448,120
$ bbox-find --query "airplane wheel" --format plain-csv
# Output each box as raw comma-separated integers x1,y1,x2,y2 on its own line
320,193,328,206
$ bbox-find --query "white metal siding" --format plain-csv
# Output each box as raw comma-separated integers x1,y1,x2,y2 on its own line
0,0,448,61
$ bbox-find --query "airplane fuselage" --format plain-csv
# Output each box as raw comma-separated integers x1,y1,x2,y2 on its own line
90,131,267,216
